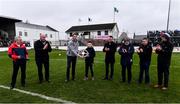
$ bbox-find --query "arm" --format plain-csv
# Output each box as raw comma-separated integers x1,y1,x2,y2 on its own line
8,45,19,60
47,41,52,52
103,44,107,52
34,41,43,52
68,41,78,56
118,46,124,55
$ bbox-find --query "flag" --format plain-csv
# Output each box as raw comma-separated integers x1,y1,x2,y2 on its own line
114,7,119,13
88,17,92,22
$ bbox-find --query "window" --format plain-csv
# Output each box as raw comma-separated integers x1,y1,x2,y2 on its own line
50,34,52,38
19,31,22,36
105,31,108,35
97,31,101,35
24,32,28,37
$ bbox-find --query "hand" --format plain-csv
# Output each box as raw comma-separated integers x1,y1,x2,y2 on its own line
140,48,143,52
136,49,140,53
123,49,127,53
17,56,21,59
105,48,110,51
43,44,48,50
156,45,162,51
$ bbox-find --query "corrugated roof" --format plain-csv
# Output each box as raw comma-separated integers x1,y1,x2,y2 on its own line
66,23,117,33
15,22,58,32
0,15,22,24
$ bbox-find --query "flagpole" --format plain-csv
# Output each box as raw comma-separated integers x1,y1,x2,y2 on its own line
113,8,115,22
166,0,172,32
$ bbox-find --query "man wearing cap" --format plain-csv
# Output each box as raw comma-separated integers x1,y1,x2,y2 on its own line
34,33,52,83
118,38,134,83
103,36,117,80
154,32,173,90
8,36,28,89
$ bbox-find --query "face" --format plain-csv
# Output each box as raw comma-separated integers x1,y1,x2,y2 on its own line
16,37,22,44
87,43,92,47
72,35,77,41
142,39,148,46
124,40,130,45
40,34,46,41
161,36,167,42
108,37,113,42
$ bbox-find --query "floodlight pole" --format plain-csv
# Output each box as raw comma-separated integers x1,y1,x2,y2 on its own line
166,0,172,32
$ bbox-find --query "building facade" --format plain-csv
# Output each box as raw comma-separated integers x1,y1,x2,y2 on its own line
15,22,59,47
66,23,119,40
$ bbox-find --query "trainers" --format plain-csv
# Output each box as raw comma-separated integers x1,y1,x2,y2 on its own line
162,87,168,90
154,84,161,88
84,77,88,80
92,77,94,80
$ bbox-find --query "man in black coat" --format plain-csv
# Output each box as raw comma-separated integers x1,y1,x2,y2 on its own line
154,33,173,90
137,38,152,84
118,38,134,83
103,36,117,80
34,34,52,83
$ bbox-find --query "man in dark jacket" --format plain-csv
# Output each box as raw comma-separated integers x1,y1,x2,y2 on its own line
137,38,152,84
118,38,134,83
154,33,173,90
34,34,52,83
103,36,117,80
84,41,96,80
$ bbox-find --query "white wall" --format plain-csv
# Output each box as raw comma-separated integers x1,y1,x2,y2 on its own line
67,29,118,40
15,26,59,47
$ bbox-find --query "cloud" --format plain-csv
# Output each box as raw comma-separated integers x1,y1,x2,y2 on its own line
0,0,179,38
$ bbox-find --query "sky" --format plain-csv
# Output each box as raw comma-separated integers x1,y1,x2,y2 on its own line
0,0,179,38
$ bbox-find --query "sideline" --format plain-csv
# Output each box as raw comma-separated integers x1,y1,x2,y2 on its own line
0,85,75,103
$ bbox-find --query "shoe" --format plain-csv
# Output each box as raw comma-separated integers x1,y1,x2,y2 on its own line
46,80,50,83
154,84,162,88
10,85,15,90
65,79,69,83
109,78,113,80
102,78,108,80
22,84,25,87
84,77,88,80
92,77,94,80
39,80,43,84
162,87,168,90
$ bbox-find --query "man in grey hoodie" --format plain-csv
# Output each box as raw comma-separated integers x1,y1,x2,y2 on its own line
66,33,81,82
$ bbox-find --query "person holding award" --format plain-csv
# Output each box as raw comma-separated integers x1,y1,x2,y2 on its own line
8,36,28,89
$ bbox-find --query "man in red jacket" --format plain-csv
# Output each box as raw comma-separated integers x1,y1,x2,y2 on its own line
8,36,28,89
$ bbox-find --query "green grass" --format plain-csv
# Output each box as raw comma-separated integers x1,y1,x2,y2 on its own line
0,49,180,103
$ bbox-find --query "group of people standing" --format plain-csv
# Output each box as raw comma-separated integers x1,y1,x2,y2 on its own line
7,32,173,91
66,32,173,90
8,34,52,89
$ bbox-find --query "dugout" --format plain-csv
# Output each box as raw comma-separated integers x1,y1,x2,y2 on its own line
0,16,21,46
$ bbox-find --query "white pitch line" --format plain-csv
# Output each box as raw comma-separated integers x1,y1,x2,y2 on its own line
0,85,75,103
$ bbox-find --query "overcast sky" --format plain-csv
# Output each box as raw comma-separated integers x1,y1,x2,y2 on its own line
0,0,179,37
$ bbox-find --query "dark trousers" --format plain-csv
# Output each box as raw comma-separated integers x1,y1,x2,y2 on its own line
157,63,170,87
139,61,150,84
66,56,77,80
85,62,94,77
105,62,114,79
36,59,49,81
11,60,26,87
122,64,132,83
